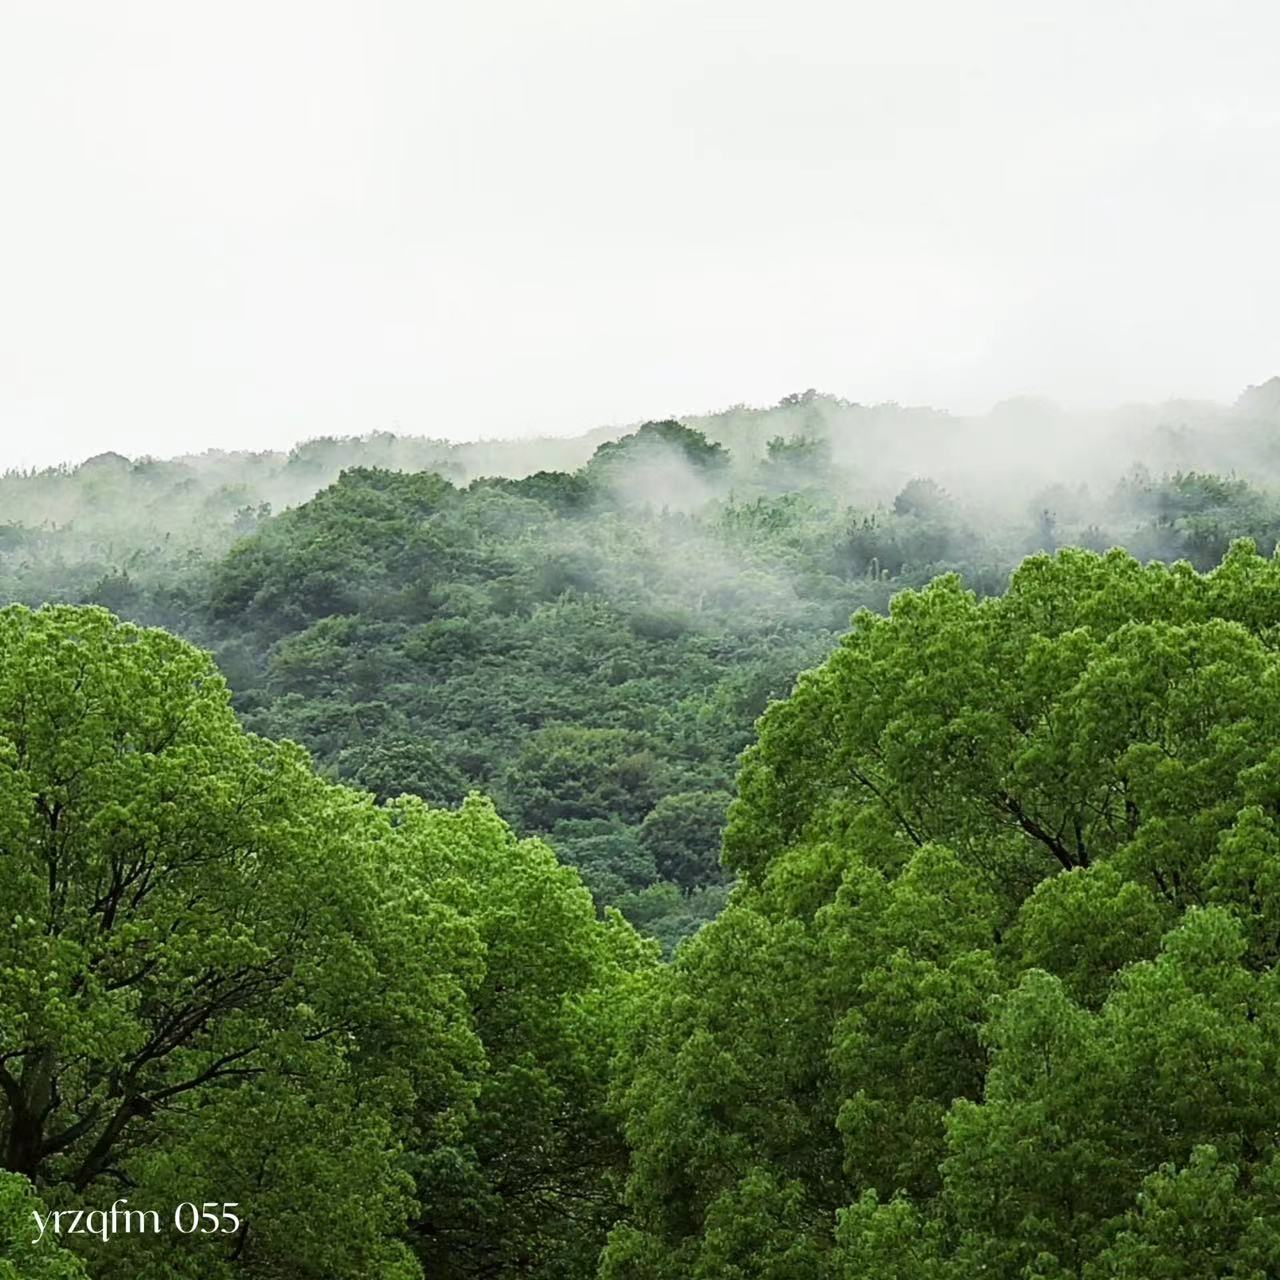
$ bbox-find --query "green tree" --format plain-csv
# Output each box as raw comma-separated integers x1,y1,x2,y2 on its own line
588,422,729,476
0,1173,88,1279
336,735,469,806
0,605,479,1278
392,797,659,1278
608,543,1280,1279
501,725,664,831
0,605,654,1280
637,791,730,891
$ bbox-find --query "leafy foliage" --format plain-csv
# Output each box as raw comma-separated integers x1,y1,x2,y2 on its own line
0,606,651,1278
9,408,1280,949
11,397,1280,1275
606,543,1280,1279
0,1173,88,1279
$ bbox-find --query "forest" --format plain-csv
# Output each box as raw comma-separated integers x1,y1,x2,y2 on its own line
6,382,1280,1276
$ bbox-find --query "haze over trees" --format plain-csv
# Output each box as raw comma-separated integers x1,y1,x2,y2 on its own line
5,385,1280,1274
8,390,1280,948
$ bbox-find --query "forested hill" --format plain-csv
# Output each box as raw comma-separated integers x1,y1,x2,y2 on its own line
6,393,1280,947
12,544,1280,1278
10,393,1280,1276
5,378,1280,569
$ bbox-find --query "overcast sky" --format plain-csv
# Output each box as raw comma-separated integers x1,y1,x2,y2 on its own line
2,1,1279,468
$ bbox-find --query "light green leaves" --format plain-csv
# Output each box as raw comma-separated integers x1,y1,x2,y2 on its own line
0,606,650,1279
611,545,1280,1279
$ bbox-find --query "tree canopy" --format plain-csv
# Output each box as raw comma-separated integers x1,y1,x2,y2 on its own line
0,605,651,1278
9,396,1280,1275
604,542,1280,1279
8,409,1280,948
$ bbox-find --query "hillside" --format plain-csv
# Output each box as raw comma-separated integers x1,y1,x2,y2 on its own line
5,395,1280,947
8,395,1280,1274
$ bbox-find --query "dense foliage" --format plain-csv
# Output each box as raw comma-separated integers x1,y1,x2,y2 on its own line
8,388,1280,1275
0,1174,86,1278
0,606,652,1278
198,455,853,949
605,542,1280,1278
13,399,1280,947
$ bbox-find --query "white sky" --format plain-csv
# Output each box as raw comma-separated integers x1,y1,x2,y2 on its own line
2,0,1279,468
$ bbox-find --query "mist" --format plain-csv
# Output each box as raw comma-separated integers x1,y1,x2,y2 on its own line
5,0,1280,469
7,383,1280,898
7,378,1279,554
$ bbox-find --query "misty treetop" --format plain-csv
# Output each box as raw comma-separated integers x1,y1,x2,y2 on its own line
6,380,1280,598
8,388,1280,1274
6,395,1280,949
